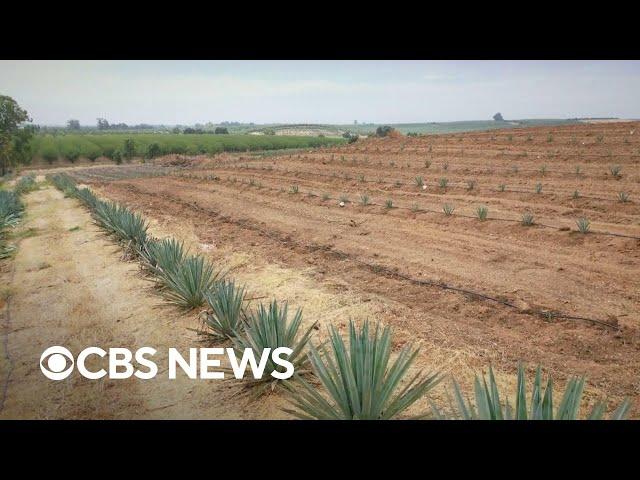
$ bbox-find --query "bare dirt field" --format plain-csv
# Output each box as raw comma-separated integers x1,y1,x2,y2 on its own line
3,121,639,418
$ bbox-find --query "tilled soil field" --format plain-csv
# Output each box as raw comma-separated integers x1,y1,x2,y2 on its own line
68,121,640,413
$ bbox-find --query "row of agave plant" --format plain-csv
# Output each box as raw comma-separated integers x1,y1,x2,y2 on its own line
1,174,38,258
48,173,632,420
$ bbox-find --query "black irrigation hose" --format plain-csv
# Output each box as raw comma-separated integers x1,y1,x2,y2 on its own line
172,171,640,241
148,187,621,331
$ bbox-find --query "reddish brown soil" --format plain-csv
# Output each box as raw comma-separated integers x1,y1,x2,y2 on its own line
73,121,640,414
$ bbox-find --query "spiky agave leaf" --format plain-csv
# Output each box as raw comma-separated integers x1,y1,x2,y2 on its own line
139,237,189,276
93,201,148,246
233,300,316,391
441,364,630,420
202,279,247,338
158,254,220,309
285,319,442,419
0,190,24,230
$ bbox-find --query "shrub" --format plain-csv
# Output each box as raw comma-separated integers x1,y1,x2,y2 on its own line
146,142,161,159
375,126,394,137
285,319,442,420
576,218,590,234
233,300,315,392
431,364,630,420
476,206,488,221
123,138,136,160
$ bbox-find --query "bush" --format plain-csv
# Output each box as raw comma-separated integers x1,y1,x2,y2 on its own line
375,126,394,137
146,143,161,159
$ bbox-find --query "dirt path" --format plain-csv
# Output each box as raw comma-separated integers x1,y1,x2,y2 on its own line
0,185,288,419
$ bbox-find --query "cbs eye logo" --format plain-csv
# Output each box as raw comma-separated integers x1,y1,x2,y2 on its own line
40,346,75,380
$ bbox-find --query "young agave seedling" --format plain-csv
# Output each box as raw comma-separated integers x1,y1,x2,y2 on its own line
358,174,365,182
439,178,449,189
442,203,455,216
540,165,547,176
498,184,506,192
385,199,393,209
466,180,476,191
424,160,431,168
576,217,591,234
285,319,442,420
290,185,299,194
395,180,402,187
609,165,622,179
575,165,582,176
535,183,543,194
415,176,424,188
521,212,534,226
339,194,349,204
476,206,488,221
572,190,580,199
618,191,630,203
442,161,449,171
411,203,420,213
512,165,519,174
360,194,370,206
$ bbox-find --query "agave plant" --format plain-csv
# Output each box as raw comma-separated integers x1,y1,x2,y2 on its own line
93,201,149,246
360,194,370,206
439,178,449,189
576,217,591,234
443,203,455,216
431,364,630,420
202,280,247,339
521,212,534,226
159,254,221,309
75,187,99,210
0,190,24,230
385,199,393,209
14,175,37,195
285,319,442,419
233,300,316,392
415,176,424,187
476,206,488,221
609,165,622,179
618,191,629,203
139,237,189,276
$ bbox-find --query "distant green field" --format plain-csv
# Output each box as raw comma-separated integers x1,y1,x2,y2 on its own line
333,119,583,135
29,133,345,162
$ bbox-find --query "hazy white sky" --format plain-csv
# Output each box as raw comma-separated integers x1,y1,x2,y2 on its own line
1,60,638,125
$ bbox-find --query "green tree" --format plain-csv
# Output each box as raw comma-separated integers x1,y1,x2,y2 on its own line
67,119,81,130
123,138,135,160
146,142,161,159
1,95,32,176
214,127,229,134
